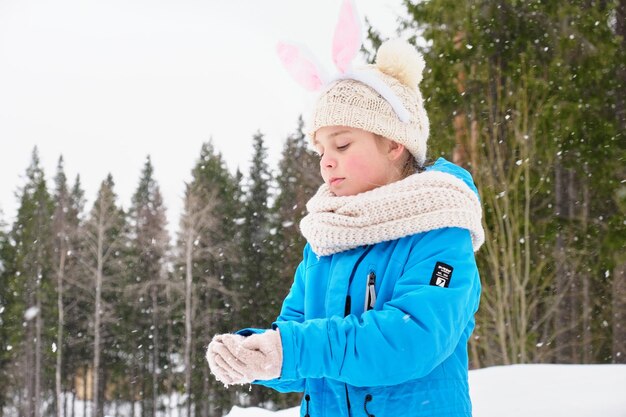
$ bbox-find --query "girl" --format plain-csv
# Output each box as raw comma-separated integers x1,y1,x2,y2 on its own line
207,3,484,416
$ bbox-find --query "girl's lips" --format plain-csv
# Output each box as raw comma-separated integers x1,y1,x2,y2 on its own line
330,177,344,186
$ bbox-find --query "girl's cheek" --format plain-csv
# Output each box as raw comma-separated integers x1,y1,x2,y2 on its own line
345,154,368,170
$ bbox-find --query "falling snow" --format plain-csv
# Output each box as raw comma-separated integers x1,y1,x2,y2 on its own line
23,306,39,321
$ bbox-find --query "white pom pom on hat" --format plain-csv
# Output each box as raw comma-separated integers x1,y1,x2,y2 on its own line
375,38,426,88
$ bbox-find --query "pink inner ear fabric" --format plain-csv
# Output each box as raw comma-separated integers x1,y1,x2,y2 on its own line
277,42,324,91
332,0,361,73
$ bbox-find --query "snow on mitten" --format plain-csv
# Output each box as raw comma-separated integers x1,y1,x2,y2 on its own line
206,334,248,385
214,330,283,382
238,330,283,381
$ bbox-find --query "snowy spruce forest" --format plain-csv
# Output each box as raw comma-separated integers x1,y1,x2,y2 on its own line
1,1,626,417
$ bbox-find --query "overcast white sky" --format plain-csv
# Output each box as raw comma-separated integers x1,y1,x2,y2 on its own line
0,0,407,236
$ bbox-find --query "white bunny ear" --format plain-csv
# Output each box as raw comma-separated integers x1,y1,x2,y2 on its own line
277,41,328,92
332,0,362,74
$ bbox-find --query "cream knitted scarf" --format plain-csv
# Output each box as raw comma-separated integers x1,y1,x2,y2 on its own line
300,170,485,256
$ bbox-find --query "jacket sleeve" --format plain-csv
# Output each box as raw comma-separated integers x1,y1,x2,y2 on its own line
275,227,481,387
236,250,310,393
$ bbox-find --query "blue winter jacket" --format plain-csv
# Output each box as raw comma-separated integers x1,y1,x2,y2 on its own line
239,158,481,417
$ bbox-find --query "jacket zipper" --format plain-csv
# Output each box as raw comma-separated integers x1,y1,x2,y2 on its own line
364,394,374,417
344,245,374,317
304,394,311,417
364,271,377,311
343,245,374,416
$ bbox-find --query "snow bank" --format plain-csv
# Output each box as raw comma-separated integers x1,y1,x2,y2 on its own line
225,364,626,417
470,364,626,417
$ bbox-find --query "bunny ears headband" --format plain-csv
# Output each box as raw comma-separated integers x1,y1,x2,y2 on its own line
276,0,426,124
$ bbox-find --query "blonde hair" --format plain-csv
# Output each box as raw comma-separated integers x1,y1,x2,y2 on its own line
400,152,422,178
373,134,423,180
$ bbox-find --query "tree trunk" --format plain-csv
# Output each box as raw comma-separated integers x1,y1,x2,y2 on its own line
613,259,626,363
151,284,159,417
554,161,566,361
201,365,209,417
17,383,24,417
82,366,87,417
185,229,194,417
93,210,104,417
130,364,136,417
615,0,626,132
165,281,174,417
71,376,76,417
20,383,26,417
35,265,42,417
25,272,35,417
554,161,575,363
581,164,592,363
566,167,578,363
56,248,67,417
98,365,106,417
142,350,148,417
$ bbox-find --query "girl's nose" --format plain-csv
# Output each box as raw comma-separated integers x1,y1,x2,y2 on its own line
321,154,336,169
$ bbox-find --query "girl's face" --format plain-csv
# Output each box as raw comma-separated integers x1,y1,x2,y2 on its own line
314,126,406,197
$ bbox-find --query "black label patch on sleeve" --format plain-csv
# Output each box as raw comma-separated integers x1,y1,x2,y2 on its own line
430,262,453,288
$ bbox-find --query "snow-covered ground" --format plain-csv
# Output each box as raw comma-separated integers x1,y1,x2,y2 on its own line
225,364,626,417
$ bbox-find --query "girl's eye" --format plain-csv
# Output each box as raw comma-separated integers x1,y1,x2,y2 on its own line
337,144,350,151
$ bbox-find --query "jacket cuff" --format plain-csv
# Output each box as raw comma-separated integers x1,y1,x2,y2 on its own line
273,321,298,380
235,327,266,336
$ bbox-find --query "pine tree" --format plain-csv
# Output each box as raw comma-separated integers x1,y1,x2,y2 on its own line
234,132,279,408
80,174,127,417
51,156,83,417
238,132,273,329
126,156,170,417
0,211,12,417
62,175,91,417
177,142,240,417
5,148,55,417
179,182,212,417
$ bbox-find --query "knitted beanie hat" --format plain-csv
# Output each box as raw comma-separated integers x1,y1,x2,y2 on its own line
309,39,430,166
276,0,430,165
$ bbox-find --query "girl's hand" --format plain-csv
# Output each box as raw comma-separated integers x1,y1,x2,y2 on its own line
206,333,248,385
206,330,283,385
239,330,283,380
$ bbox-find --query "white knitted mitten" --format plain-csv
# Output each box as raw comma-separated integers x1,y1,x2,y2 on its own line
206,334,247,385
208,330,282,384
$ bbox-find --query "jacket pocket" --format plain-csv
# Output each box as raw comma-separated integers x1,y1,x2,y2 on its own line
364,271,377,311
